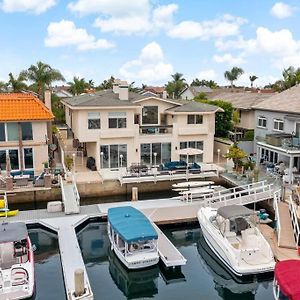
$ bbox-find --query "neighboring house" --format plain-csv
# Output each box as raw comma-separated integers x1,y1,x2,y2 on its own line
253,84,300,182
211,91,274,140
52,86,73,99
179,86,213,100
61,80,222,171
0,93,54,174
140,86,166,98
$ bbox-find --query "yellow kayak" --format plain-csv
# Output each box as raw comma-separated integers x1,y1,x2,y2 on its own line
0,210,19,217
0,199,5,209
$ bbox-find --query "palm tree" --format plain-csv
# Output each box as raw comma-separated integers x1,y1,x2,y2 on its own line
68,77,88,96
23,61,65,100
0,81,8,92
224,67,244,89
88,79,95,89
7,72,27,92
166,72,187,99
249,75,258,88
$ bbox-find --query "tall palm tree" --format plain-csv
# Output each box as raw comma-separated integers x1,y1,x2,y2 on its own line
166,72,187,99
249,75,258,88
224,67,244,89
23,61,65,100
7,72,27,92
68,77,88,96
88,79,95,89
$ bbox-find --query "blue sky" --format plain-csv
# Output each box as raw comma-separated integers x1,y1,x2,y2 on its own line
1,0,300,87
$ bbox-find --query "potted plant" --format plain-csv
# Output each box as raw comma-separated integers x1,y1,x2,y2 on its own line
43,161,49,173
64,155,74,182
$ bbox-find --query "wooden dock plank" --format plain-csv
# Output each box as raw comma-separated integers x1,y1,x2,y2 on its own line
278,202,297,249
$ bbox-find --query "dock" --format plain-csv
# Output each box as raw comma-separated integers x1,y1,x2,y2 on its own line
60,175,80,215
152,223,187,267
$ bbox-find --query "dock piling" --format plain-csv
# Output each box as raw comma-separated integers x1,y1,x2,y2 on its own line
132,187,138,201
74,268,85,297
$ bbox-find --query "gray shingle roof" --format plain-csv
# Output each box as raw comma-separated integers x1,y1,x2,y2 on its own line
210,91,273,110
166,101,222,113
62,89,144,107
180,86,213,97
253,84,300,113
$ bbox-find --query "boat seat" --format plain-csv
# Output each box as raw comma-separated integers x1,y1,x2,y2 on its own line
11,268,28,286
0,243,15,269
241,229,259,249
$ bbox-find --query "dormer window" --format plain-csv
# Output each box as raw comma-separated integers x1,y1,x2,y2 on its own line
142,106,158,124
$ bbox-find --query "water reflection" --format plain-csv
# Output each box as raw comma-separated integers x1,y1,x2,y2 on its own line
78,222,273,300
28,228,65,300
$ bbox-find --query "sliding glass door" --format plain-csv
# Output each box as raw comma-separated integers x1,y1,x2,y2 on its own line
100,144,127,169
140,143,171,166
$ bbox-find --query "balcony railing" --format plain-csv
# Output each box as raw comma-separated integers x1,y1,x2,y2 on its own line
139,125,173,135
257,133,300,150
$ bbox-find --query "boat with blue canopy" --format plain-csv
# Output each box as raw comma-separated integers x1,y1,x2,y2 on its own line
107,206,159,269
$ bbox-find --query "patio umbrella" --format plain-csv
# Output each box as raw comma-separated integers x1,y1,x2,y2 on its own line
177,148,204,165
6,155,11,177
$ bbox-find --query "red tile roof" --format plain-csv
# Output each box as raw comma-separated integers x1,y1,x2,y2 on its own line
0,93,54,121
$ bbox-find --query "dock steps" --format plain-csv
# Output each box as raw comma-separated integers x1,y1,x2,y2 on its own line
60,175,80,215
152,223,187,267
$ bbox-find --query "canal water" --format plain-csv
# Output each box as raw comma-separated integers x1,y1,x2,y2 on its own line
27,228,66,300
77,222,274,300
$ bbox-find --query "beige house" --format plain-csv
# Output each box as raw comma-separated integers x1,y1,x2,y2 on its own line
0,93,54,175
62,81,222,170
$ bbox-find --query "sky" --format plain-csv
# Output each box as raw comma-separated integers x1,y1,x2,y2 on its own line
1,0,300,87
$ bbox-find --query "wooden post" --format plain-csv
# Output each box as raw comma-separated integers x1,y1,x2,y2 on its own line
74,269,85,297
132,187,138,201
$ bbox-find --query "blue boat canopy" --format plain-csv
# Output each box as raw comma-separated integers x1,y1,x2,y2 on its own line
108,206,158,243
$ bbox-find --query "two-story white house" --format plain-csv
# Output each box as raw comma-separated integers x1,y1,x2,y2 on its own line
252,84,300,182
61,80,222,171
0,93,54,175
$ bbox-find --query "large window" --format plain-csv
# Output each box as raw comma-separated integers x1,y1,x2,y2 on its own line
0,123,5,142
21,122,33,140
274,119,284,131
24,148,33,169
108,112,127,129
142,106,158,124
7,123,18,141
258,116,267,128
0,149,20,171
180,141,203,163
100,144,127,169
187,115,203,124
88,112,100,129
140,143,171,165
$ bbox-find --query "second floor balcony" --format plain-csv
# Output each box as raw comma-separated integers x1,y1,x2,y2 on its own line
139,125,173,135
257,133,300,150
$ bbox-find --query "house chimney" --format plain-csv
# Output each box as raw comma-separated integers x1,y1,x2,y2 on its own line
44,90,52,111
113,79,121,94
162,90,167,99
119,81,129,100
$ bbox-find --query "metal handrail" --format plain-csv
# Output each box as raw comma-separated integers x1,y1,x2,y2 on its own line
71,174,80,207
289,195,300,246
273,191,281,246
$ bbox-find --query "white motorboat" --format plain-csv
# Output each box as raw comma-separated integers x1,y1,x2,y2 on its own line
197,205,275,276
172,181,214,190
0,222,35,300
107,206,159,269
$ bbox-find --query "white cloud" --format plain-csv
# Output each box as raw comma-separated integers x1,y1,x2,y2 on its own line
195,69,216,80
119,42,173,84
69,0,177,35
45,20,115,51
1,0,56,14
270,2,295,19
168,14,247,40
213,53,245,65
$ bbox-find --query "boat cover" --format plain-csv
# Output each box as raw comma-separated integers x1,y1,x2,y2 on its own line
108,206,158,243
217,205,254,219
0,222,28,243
275,260,300,300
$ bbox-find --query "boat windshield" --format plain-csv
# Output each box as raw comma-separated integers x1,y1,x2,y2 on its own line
0,239,29,269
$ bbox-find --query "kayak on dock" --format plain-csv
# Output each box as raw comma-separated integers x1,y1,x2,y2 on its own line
0,209,19,217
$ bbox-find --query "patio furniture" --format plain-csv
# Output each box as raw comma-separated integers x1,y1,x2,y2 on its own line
14,174,30,186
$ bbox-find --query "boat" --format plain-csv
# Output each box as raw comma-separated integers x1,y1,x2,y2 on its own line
0,222,35,299
179,186,227,202
172,181,214,190
197,205,275,276
0,210,19,218
273,260,300,300
107,206,159,269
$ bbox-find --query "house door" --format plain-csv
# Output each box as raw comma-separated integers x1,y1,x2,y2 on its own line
296,123,300,138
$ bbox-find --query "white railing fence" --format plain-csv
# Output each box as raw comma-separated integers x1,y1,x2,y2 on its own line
273,190,281,246
289,195,300,247
71,174,80,207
